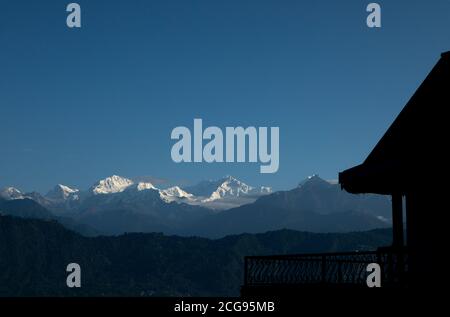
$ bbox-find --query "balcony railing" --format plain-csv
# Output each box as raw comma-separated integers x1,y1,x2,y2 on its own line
244,247,408,288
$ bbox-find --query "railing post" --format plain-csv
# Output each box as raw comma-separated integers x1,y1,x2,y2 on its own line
376,250,383,285
392,194,404,248
321,255,326,283
338,261,342,284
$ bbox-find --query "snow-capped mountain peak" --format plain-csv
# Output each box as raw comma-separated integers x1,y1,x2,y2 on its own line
91,175,134,195
46,184,79,201
159,186,193,203
260,186,272,194
58,184,78,193
136,182,156,191
163,186,193,198
0,187,24,200
202,176,272,202
218,176,253,195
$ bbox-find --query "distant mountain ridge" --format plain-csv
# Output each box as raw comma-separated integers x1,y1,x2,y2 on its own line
0,197,98,236
0,174,392,238
184,175,391,238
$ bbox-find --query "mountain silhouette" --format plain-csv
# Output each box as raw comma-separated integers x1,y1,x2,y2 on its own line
185,176,391,238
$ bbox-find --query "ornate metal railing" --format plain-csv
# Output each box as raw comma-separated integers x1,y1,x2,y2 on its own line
244,247,408,287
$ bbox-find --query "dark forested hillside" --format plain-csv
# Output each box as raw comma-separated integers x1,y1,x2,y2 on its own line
0,215,392,297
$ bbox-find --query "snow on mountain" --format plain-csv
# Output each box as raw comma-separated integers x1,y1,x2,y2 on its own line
159,186,194,203
202,176,272,202
90,175,134,195
45,184,79,201
136,182,156,191
260,186,272,194
0,187,24,200
1,175,272,212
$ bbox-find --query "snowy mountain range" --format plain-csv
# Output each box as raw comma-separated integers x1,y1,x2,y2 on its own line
0,174,392,238
0,175,272,212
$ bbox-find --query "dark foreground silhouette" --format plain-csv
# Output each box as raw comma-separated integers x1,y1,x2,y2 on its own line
243,51,450,294
0,215,391,297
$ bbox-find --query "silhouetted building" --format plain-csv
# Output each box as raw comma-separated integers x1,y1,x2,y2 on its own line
340,51,450,288
242,52,449,294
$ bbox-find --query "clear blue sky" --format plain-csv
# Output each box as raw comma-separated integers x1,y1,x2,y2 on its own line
1,0,449,192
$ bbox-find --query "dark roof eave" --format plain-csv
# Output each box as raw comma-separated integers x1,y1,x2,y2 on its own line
339,162,407,195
